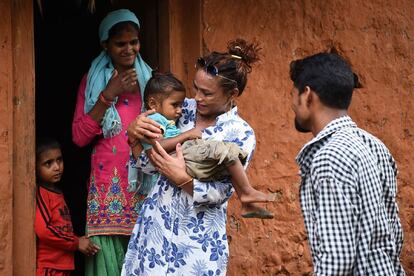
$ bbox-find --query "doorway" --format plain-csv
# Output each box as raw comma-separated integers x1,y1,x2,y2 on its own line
34,1,160,275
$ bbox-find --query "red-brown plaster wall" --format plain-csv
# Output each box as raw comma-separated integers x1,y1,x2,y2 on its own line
201,0,414,274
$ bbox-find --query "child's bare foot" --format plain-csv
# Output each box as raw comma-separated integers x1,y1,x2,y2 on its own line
239,190,276,204
241,202,274,219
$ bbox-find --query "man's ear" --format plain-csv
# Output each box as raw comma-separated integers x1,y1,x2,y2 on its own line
303,86,313,107
147,96,159,110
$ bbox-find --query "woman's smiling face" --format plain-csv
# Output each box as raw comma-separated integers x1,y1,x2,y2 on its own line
104,24,140,72
192,69,232,119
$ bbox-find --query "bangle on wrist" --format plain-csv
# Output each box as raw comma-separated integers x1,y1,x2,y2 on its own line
99,92,114,107
177,177,193,188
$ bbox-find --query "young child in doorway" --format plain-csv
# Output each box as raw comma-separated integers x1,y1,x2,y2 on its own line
130,72,275,219
35,137,100,276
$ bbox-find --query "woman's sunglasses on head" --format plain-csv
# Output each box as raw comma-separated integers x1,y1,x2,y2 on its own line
195,57,238,86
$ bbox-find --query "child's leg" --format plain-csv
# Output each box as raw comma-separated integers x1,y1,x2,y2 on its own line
227,160,275,219
227,160,274,203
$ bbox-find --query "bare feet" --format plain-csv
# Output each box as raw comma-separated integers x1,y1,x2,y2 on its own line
241,202,274,219
239,190,276,204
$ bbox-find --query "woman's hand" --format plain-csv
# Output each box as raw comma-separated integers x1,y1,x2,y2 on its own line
127,110,162,146
103,68,138,100
149,141,193,194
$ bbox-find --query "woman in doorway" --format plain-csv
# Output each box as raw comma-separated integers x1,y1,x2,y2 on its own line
72,9,152,276
122,38,260,275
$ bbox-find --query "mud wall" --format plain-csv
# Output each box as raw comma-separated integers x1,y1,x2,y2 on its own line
201,0,414,274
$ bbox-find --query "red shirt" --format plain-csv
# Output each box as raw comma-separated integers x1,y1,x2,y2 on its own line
35,185,79,270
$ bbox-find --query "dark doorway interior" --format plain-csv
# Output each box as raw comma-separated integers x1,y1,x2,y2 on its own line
34,1,159,275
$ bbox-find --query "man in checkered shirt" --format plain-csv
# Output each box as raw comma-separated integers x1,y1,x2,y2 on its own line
290,53,405,275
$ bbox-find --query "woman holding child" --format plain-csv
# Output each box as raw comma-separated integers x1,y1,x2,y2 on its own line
123,39,262,275
71,9,152,276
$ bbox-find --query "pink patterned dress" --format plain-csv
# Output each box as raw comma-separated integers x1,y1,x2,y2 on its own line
72,75,145,236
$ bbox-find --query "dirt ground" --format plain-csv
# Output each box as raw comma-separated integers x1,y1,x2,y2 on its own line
201,0,414,275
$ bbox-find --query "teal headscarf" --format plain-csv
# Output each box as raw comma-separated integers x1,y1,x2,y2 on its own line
84,9,152,138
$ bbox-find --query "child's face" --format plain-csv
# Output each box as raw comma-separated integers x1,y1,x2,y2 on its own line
36,148,64,184
158,90,186,120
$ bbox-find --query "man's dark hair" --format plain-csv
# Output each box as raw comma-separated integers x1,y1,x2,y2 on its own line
289,52,358,109
36,137,61,160
143,72,186,110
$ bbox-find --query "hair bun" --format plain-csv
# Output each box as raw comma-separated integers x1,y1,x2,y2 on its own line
227,38,261,72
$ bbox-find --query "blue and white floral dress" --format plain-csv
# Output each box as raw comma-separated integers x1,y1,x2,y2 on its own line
122,98,256,276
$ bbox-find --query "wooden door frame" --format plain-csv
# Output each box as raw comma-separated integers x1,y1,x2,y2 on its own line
12,1,37,274
0,0,36,275
158,0,202,95
0,0,16,274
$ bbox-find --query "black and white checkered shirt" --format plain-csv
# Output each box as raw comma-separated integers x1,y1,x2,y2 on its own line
296,116,405,275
